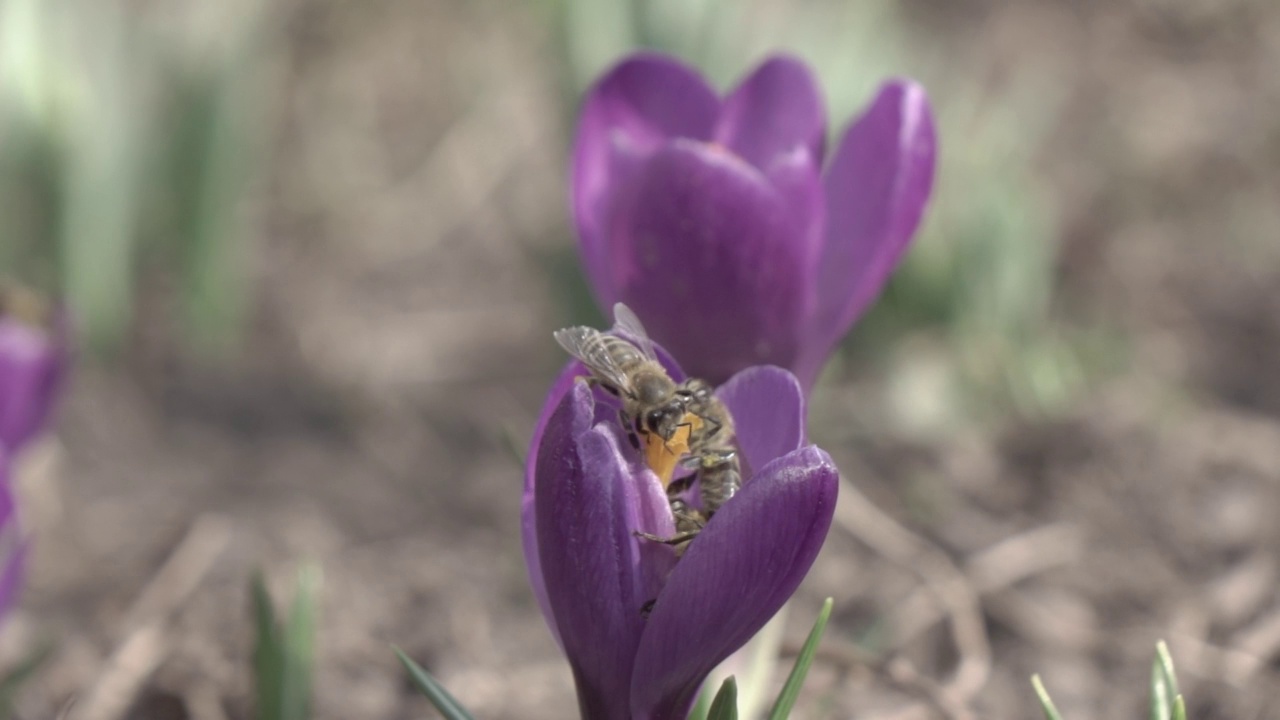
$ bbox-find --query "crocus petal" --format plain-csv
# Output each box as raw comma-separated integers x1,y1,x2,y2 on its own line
716,366,806,475
574,53,720,307
0,458,14,528
766,145,827,295
522,363,587,646
612,140,818,384
630,446,838,720
808,80,937,379
525,324,692,643
0,317,64,454
714,54,827,172
536,382,674,720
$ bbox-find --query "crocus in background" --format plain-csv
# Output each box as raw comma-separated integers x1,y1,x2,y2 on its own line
572,53,937,389
0,292,67,456
523,351,837,720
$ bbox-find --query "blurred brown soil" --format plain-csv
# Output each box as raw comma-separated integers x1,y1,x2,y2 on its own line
7,0,1280,718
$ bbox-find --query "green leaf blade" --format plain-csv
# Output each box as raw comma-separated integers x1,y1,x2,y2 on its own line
280,565,321,720
251,571,284,720
706,676,738,720
1151,640,1185,720
251,565,320,720
1031,674,1064,720
766,597,833,720
394,647,477,720
687,686,711,720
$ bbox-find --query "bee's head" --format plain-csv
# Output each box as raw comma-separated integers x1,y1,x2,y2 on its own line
644,403,689,440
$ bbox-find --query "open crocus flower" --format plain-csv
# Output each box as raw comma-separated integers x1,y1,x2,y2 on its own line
523,356,836,720
0,290,67,456
572,52,937,388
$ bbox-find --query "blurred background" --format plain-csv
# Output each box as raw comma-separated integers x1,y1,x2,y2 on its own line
2,0,1279,717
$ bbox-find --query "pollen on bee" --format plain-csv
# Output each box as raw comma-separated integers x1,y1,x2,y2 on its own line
642,412,703,488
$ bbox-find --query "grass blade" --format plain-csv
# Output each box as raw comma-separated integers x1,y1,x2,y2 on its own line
766,597,832,720
1151,640,1184,720
687,685,711,720
251,572,283,720
251,565,321,720
706,676,738,720
1031,674,1065,720
394,647,476,720
280,565,320,720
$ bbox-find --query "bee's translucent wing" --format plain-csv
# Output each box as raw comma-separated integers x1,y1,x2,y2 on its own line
554,326,635,394
611,303,656,360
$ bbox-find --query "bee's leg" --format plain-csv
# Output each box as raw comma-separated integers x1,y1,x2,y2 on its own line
683,447,736,469
580,375,622,398
702,414,723,440
640,599,657,619
678,453,704,470
633,528,702,546
662,419,696,455
618,408,642,450
667,474,696,496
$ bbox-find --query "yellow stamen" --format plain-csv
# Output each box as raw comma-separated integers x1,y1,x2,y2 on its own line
642,412,703,488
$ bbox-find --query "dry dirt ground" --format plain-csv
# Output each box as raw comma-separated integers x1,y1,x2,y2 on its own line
6,0,1280,718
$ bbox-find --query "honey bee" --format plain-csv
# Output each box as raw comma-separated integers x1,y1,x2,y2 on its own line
667,379,741,514
687,446,742,514
554,304,743,563
637,497,707,559
554,303,696,459
674,379,731,453
637,391,741,557
639,448,741,555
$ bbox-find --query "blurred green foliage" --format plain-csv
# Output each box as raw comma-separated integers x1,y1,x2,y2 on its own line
853,71,1124,435
0,0,266,352
545,0,1124,434
704,676,739,720
1033,642,1187,720
252,565,321,720
0,641,54,720
396,647,478,720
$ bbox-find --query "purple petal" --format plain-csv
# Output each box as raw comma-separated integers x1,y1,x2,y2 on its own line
765,147,827,307
0,459,13,525
525,328,691,639
522,362,587,647
714,54,827,172
630,446,838,719
805,79,937,381
573,54,720,308
716,366,806,475
611,140,821,385
0,317,64,454
536,382,673,720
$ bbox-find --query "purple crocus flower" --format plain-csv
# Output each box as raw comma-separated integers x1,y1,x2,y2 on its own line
523,352,837,719
0,297,67,456
572,52,937,388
